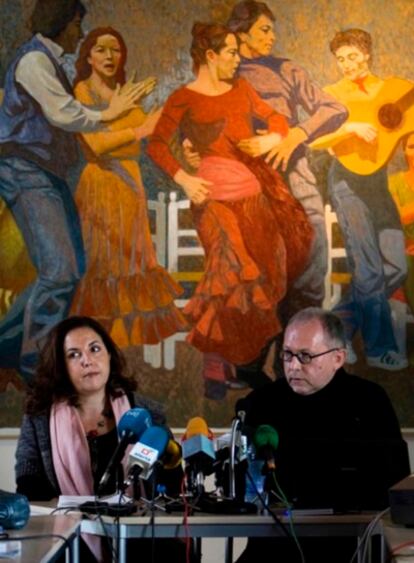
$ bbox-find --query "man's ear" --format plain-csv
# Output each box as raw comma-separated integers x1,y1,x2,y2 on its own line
334,348,347,369
238,31,248,44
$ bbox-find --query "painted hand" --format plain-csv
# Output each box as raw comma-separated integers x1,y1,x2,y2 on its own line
174,169,212,205
264,127,308,171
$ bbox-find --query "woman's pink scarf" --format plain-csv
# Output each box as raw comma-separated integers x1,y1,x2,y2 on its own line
50,393,131,560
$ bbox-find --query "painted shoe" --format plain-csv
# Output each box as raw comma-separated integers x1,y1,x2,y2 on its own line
366,351,409,371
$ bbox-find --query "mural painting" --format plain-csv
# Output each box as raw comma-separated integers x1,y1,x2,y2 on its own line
0,0,413,429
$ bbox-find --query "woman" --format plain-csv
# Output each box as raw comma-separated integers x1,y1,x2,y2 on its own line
15,315,184,562
71,28,187,348
389,133,414,315
147,23,313,395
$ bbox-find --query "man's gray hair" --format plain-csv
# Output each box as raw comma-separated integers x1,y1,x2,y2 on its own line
286,307,346,348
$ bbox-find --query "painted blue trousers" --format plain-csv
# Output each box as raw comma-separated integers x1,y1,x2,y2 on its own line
0,157,85,380
328,160,407,357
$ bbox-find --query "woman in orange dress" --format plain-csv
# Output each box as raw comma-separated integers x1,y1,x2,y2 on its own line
148,23,313,396
71,27,187,348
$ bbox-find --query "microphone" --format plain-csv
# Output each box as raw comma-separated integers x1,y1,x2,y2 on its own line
253,424,279,471
127,425,170,480
181,417,216,495
98,407,152,494
163,439,183,470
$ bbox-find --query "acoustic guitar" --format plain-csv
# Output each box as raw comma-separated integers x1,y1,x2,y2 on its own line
309,77,414,175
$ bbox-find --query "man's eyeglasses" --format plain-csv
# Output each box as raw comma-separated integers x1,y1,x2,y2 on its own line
280,348,340,365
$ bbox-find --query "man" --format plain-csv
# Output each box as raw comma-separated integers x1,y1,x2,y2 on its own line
237,307,409,562
323,29,407,370
228,1,348,316
0,0,144,380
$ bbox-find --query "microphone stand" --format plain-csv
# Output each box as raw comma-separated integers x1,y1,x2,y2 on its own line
197,410,257,515
229,412,244,499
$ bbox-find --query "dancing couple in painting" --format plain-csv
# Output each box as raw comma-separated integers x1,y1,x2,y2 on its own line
0,0,411,400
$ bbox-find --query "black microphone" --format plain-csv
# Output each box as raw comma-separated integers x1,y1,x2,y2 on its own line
98,407,152,494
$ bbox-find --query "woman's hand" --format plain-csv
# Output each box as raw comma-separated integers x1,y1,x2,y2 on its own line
133,107,163,140
101,77,157,122
174,169,212,205
121,75,157,101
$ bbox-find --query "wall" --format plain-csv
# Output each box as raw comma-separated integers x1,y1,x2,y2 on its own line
1,0,414,431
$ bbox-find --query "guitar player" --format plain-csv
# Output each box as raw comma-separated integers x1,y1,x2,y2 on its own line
323,29,408,371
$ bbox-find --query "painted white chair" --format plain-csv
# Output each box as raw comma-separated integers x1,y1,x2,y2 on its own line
163,192,204,369
322,204,350,310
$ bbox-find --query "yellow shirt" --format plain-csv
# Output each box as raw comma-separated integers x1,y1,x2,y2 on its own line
324,73,384,104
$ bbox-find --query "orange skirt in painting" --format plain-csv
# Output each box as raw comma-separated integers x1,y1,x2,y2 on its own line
184,155,313,365
71,158,187,347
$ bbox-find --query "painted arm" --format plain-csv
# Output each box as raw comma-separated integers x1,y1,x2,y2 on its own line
17,52,153,131
147,92,212,204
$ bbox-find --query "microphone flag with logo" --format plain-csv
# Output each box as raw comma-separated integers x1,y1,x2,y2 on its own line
128,425,169,480
98,407,152,493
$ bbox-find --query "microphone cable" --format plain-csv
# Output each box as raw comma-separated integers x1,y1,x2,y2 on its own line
269,472,305,563
180,472,192,563
245,468,306,563
349,506,389,563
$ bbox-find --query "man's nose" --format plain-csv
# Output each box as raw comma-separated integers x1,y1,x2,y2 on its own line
289,355,302,369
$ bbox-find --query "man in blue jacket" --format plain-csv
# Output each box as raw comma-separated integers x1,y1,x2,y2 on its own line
0,0,141,380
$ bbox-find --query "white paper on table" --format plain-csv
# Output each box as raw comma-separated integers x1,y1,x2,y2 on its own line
29,504,55,516
0,541,21,558
58,494,132,509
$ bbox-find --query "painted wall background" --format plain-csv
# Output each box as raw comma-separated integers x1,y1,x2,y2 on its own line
0,0,413,428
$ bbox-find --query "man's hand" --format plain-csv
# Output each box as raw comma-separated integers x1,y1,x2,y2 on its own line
238,132,282,157
182,138,201,169
264,127,308,171
344,121,378,143
102,77,157,122
174,169,212,205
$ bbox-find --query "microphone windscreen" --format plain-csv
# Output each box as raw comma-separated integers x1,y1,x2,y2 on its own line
253,425,279,451
140,425,169,453
128,425,169,480
163,440,183,469
118,408,152,443
185,417,210,438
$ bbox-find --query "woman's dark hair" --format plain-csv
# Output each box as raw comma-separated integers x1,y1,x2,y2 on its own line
74,27,127,87
26,316,137,415
286,307,346,348
30,0,86,38
227,1,275,34
190,22,234,73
